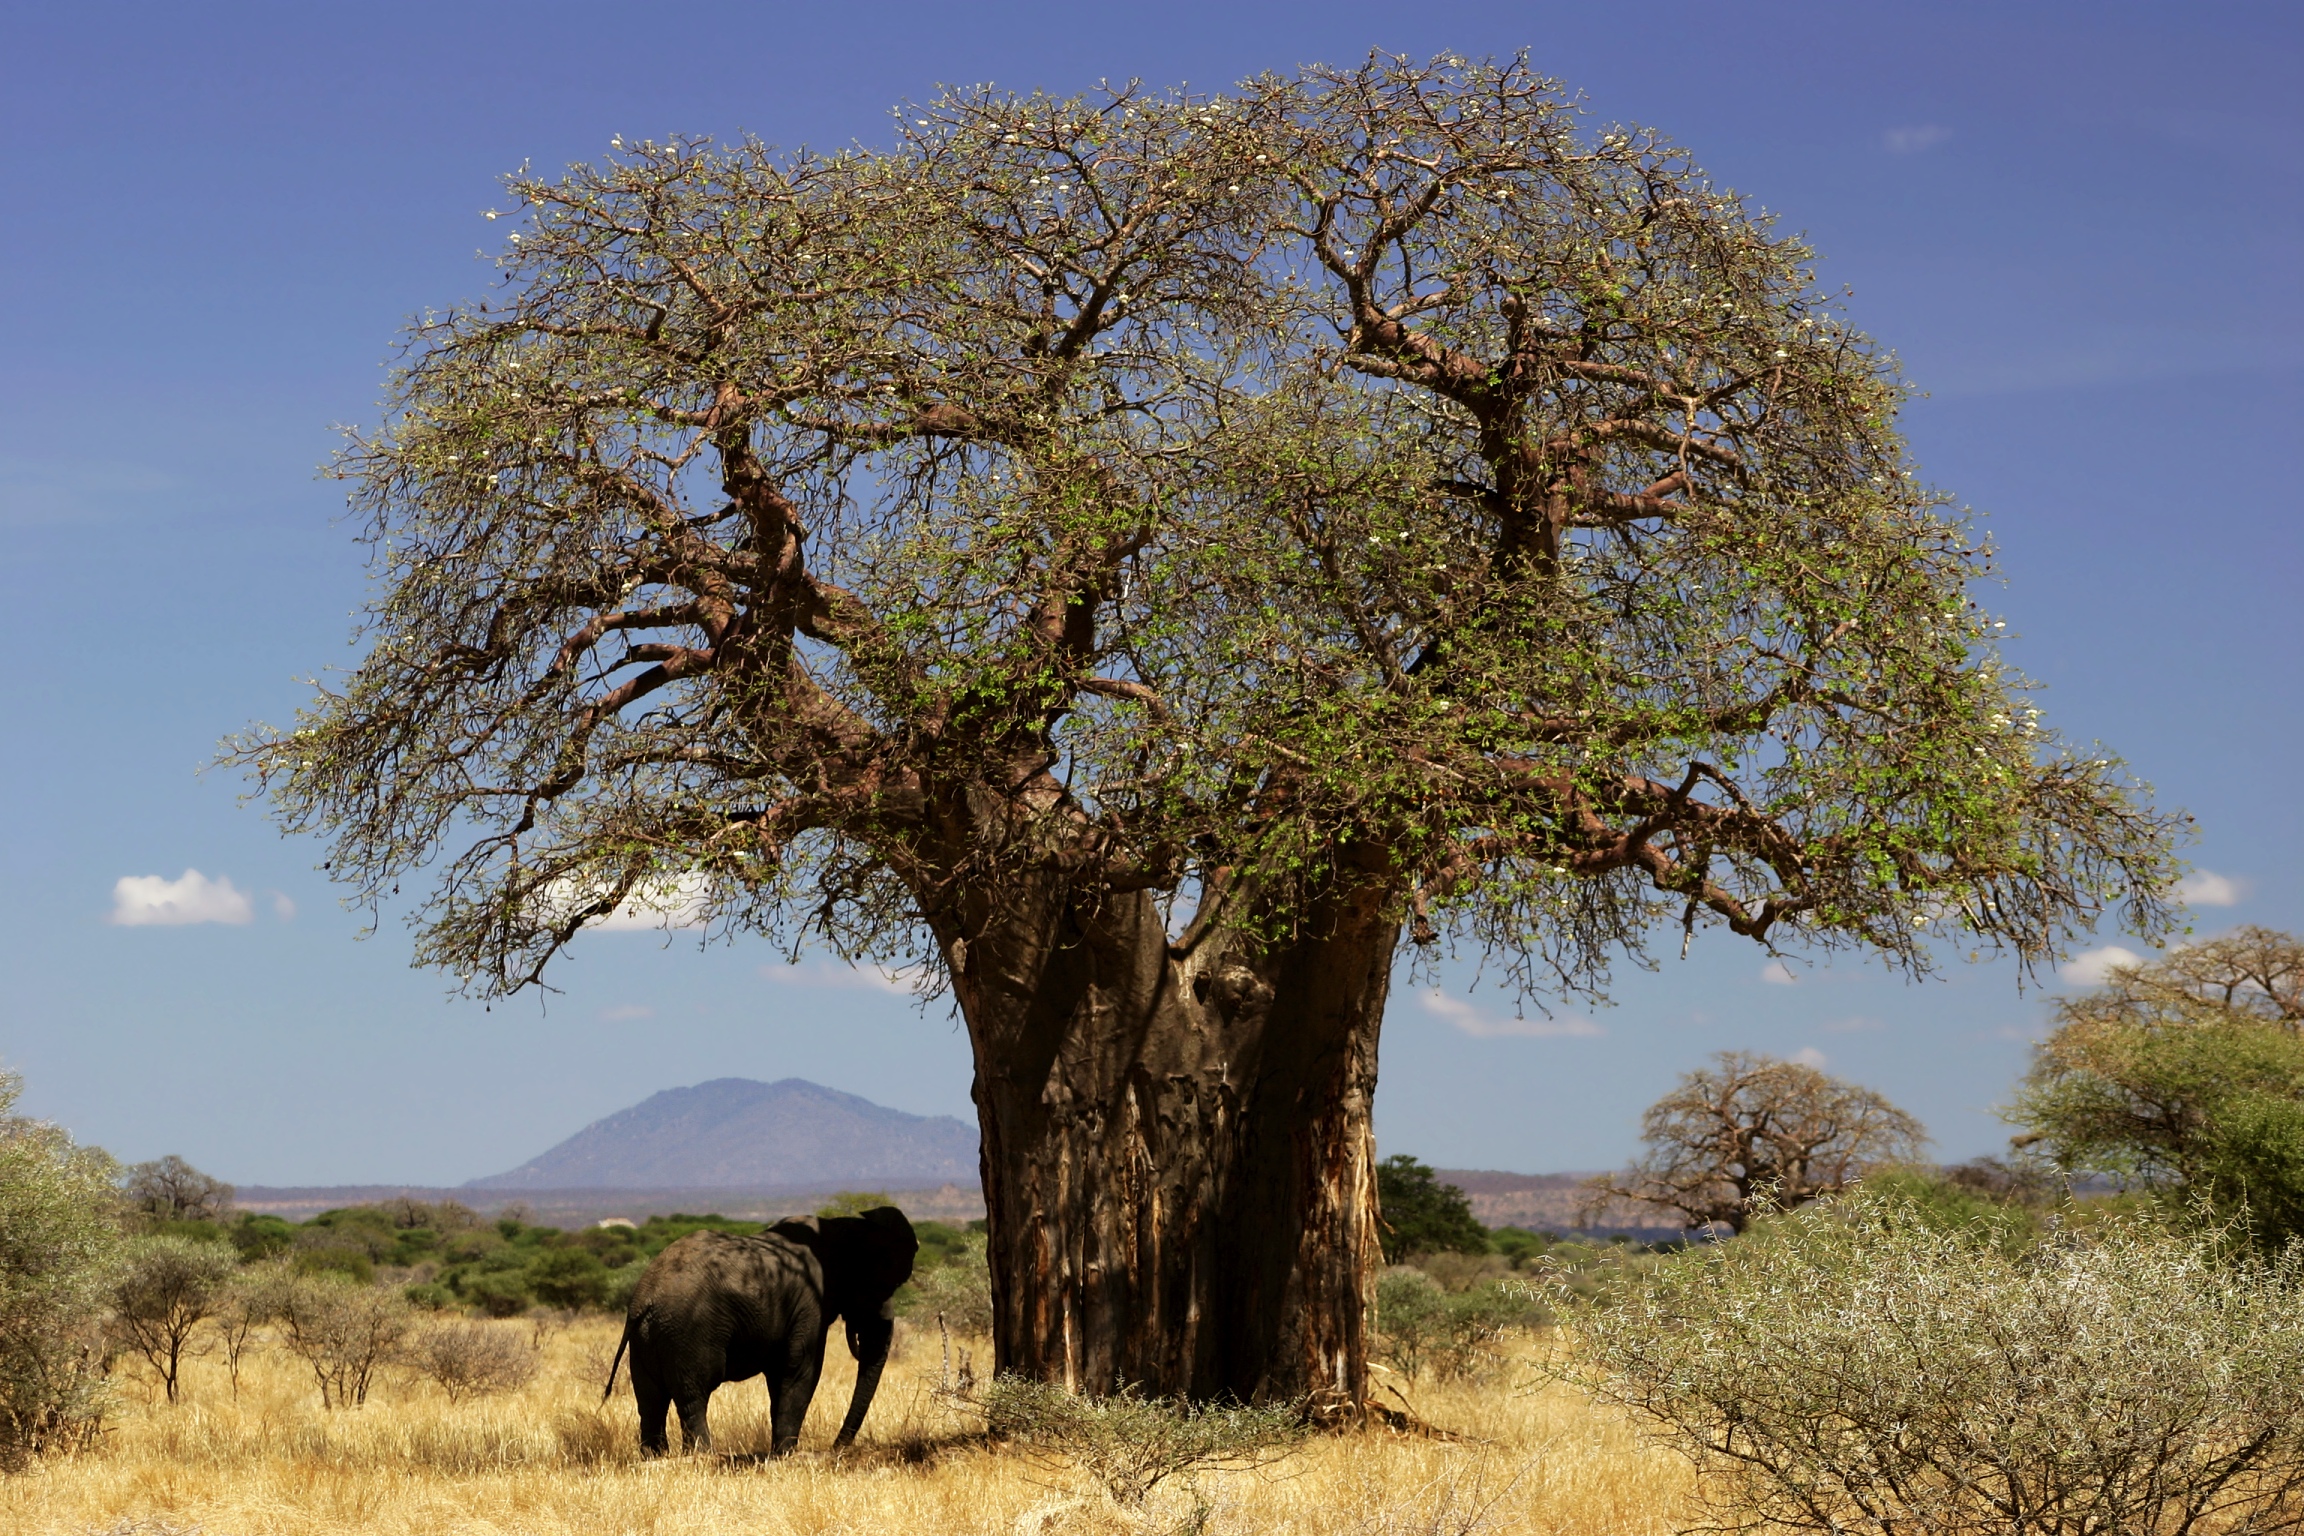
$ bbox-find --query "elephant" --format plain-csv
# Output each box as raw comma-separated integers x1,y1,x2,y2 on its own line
603,1205,917,1456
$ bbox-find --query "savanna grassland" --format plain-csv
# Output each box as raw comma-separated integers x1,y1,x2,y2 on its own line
2,1318,1688,1536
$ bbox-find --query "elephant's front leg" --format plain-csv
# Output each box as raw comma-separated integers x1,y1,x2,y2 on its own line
768,1329,827,1456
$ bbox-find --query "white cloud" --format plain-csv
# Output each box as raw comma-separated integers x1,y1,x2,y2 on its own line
760,960,922,995
1759,959,1798,986
2061,945,2143,987
270,892,296,922
1884,124,1952,154
1419,989,1603,1039
2177,870,2247,908
565,872,710,931
109,870,253,927
1791,1046,1829,1069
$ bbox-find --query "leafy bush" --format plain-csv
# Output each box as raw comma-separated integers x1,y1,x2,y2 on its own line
1376,1155,1489,1262
1487,1227,1551,1268
291,1244,376,1285
459,1270,530,1318
904,1235,994,1338
408,1320,538,1401
228,1213,295,1262
911,1219,980,1270
1854,1164,2043,1254
109,1236,237,1403
1373,1268,1536,1383
1566,1189,2304,1535
0,1070,121,1469
979,1377,1305,1504
526,1248,611,1311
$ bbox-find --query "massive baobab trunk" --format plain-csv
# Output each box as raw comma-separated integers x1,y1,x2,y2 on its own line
938,874,1397,1410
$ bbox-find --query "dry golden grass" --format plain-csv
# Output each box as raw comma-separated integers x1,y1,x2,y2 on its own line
2,1318,1694,1535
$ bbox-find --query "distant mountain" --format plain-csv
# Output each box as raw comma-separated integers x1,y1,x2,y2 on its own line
465,1078,980,1191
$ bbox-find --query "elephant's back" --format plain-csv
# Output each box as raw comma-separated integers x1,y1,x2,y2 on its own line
628,1229,821,1331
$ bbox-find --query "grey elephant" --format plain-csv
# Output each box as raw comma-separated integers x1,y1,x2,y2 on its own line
603,1206,918,1456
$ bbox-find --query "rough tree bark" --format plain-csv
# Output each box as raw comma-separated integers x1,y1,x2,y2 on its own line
934,858,1396,1409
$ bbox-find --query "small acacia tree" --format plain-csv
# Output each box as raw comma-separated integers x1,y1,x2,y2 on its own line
233,56,2177,1407
110,1237,237,1404
1586,1051,1927,1233
263,1271,413,1410
2014,927,2304,1250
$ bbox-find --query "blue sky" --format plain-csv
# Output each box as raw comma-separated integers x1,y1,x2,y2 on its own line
2,1,2296,1186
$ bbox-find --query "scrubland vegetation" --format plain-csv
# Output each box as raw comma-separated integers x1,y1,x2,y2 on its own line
12,1179,2304,1536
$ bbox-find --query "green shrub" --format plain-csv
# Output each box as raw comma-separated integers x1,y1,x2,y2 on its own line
0,1070,121,1469
292,1246,375,1286
229,1214,295,1262
1375,1155,1489,1262
603,1262,643,1315
911,1219,975,1270
902,1235,993,1337
1372,1267,1447,1380
1488,1226,1551,1268
1373,1267,1536,1383
527,1247,612,1311
1565,1188,2304,1535
1855,1164,2042,1253
460,1270,529,1318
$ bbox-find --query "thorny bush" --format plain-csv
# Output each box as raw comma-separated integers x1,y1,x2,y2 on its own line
1564,1188,2304,1535
978,1377,1307,1504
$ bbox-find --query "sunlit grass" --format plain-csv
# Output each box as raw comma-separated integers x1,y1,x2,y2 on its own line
2,1318,1693,1535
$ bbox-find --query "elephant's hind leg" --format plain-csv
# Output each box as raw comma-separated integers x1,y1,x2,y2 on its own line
634,1378,673,1458
768,1330,826,1456
676,1390,713,1454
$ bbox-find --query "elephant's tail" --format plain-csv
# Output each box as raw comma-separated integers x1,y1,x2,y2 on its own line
602,1317,632,1404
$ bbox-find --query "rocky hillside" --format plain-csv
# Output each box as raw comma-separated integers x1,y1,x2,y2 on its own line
465,1078,980,1191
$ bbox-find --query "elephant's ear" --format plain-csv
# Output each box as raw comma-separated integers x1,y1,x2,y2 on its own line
855,1207,919,1298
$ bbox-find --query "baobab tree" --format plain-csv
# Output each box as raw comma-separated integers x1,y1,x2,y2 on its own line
234,56,2180,1412
1584,1052,1928,1234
